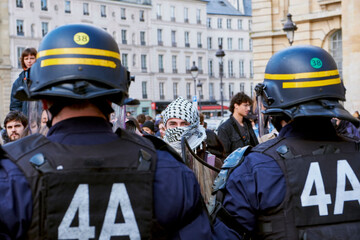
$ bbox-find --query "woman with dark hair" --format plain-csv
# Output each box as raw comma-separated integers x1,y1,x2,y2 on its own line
10,47,37,116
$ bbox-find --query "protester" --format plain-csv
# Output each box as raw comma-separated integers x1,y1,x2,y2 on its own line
210,45,360,239
141,120,155,135
10,48,37,115
0,24,213,239
136,113,146,128
3,110,28,143
155,119,165,139
162,96,222,204
217,92,259,157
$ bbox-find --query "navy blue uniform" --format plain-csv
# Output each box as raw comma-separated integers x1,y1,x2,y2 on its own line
0,117,213,239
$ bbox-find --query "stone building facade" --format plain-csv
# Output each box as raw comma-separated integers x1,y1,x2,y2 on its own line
251,0,360,113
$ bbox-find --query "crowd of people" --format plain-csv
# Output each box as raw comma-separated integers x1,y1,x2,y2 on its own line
1,23,359,239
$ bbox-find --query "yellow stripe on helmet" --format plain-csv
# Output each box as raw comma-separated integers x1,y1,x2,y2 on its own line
37,48,120,60
265,69,339,80
283,78,341,88
41,58,117,68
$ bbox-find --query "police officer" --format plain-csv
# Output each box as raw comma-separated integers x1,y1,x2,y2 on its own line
0,24,213,239
210,45,360,239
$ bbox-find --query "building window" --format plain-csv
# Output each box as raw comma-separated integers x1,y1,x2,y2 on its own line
186,83,191,99
250,60,254,78
101,5,106,17
41,0,47,11
139,10,144,22
142,81,147,99
185,56,190,73
218,37,223,48
229,83,234,99
208,59,213,77
121,8,126,20
17,47,25,68
227,38,232,50
226,19,232,29
159,82,165,100
41,22,48,36
156,4,161,20
207,18,211,28
158,55,164,72
240,82,244,92
217,18,222,28
238,38,244,50
65,1,71,13
171,30,176,47
330,30,342,78
197,32,202,48
239,60,245,78
31,24,35,38
122,53,128,69
16,0,23,8
121,30,127,44
184,32,190,47
248,20,252,30
170,6,175,21
198,57,203,73
249,38,253,50
207,37,212,50
157,29,163,45
173,82,178,99
184,7,189,23
196,9,201,24
250,82,254,98
209,83,214,100
16,20,24,36
228,60,234,77
83,3,89,15
172,55,177,73
140,31,146,45
141,55,147,72
238,19,243,30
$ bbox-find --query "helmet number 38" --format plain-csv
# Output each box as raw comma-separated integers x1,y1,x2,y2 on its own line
300,160,360,216
58,183,141,240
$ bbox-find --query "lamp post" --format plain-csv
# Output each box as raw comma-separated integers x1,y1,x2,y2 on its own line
283,13,297,46
190,61,199,107
216,45,225,117
197,82,202,111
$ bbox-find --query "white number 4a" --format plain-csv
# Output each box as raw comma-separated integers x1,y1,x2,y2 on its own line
301,160,360,216
58,183,141,240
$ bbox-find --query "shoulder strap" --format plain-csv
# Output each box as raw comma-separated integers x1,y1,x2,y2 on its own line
142,134,184,164
209,146,252,239
2,134,50,162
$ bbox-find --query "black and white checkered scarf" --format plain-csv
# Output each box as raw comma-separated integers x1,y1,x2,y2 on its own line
162,97,206,153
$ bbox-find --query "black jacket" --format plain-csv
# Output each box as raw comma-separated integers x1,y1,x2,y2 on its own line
10,70,29,115
217,115,259,156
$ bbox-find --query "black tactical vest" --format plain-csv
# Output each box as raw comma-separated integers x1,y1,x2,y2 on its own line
251,136,360,240
3,130,160,240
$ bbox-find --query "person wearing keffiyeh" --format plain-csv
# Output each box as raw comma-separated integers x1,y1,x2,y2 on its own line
162,96,222,204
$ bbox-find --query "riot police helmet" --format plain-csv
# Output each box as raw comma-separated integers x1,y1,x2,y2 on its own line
256,45,359,126
15,23,130,106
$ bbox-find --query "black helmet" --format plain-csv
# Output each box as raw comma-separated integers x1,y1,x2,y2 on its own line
256,45,359,125
16,23,130,105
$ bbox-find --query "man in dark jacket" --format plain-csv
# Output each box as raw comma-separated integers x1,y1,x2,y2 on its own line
217,92,259,157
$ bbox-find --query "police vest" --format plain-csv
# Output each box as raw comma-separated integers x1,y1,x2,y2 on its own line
3,130,162,240
251,136,360,240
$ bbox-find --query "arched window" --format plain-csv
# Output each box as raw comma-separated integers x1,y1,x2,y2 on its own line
329,30,342,78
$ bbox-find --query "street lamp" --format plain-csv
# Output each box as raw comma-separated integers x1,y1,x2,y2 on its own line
216,45,225,117
197,82,202,111
283,13,298,46
190,61,199,99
